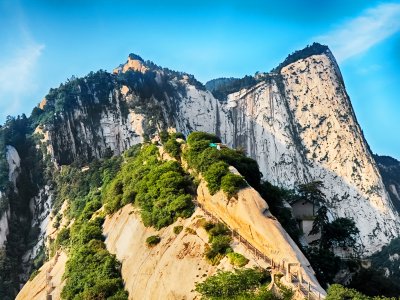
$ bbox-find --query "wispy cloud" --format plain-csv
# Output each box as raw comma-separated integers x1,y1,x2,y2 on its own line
0,1,45,119
0,41,45,117
315,3,400,62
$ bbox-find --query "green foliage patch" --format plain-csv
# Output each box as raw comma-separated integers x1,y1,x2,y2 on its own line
195,268,275,300
227,252,249,267
161,132,184,160
185,132,253,197
203,222,232,265
146,235,161,247
173,225,184,234
326,284,395,300
62,222,128,300
103,144,194,229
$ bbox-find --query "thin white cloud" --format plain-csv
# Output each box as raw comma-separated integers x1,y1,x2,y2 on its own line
0,1,45,118
0,42,45,117
315,3,400,62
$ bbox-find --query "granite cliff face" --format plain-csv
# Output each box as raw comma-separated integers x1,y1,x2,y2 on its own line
0,146,20,248
374,155,400,211
32,44,399,254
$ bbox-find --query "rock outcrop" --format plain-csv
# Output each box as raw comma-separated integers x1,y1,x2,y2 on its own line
103,204,271,300
6,145,20,189
0,145,21,248
196,174,325,296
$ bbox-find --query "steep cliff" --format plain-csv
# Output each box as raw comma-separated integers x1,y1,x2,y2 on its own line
0,145,20,248
0,116,49,299
374,155,400,211
33,44,399,254
196,172,325,296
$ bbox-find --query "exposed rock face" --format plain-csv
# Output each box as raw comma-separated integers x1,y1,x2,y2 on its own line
6,145,21,189
16,251,67,300
22,185,54,281
0,206,10,248
113,53,149,74
214,51,398,254
196,174,325,295
0,146,21,248
37,45,399,254
44,95,144,165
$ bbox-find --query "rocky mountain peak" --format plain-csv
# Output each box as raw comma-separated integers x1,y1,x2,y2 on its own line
273,42,331,73
113,53,149,74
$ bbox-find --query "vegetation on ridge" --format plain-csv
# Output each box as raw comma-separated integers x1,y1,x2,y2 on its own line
103,143,194,228
326,284,397,300
195,268,282,300
184,131,257,197
61,217,128,300
272,42,329,73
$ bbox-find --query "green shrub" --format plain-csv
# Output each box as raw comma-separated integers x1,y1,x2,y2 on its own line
185,227,196,234
164,138,181,159
221,173,246,198
195,268,273,299
203,161,229,195
227,252,249,267
146,235,161,247
207,222,230,237
197,148,222,172
326,284,375,300
173,132,185,140
103,144,194,228
173,225,184,234
185,140,211,169
53,213,62,229
219,148,261,188
55,227,70,248
187,132,221,145
204,249,225,266
209,235,232,253
203,222,232,264
203,221,215,231
123,144,141,158
72,223,104,246
159,130,170,143
80,197,102,221
184,132,256,197
62,223,127,300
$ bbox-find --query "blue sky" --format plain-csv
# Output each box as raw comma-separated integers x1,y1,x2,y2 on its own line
0,0,399,158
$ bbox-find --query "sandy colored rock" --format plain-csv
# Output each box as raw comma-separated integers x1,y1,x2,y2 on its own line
39,98,47,109
103,205,269,300
122,56,149,73
196,179,326,296
16,251,67,300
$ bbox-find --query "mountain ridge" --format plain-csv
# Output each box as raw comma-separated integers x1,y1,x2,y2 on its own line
29,43,400,254
0,43,399,299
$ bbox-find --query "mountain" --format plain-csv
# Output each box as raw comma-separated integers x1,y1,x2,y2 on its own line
0,43,399,299
29,43,399,254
